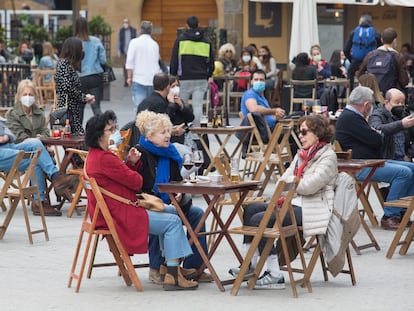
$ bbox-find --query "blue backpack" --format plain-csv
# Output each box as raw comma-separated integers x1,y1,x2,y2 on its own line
351,26,376,62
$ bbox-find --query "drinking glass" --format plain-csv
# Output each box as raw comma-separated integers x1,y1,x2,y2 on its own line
193,150,204,180
302,100,313,116
183,153,194,183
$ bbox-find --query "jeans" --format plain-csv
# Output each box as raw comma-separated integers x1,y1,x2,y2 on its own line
147,209,193,263
148,204,208,270
0,139,58,201
132,82,153,113
242,202,302,255
179,79,208,126
80,74,103,123
355,159,414,217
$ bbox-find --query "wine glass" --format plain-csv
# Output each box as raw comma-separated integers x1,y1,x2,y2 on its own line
193,150,204,181
302,100,313,116
183,153,194,183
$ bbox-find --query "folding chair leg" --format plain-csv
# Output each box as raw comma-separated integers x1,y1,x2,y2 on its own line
67,182,85,217
87,233,100,278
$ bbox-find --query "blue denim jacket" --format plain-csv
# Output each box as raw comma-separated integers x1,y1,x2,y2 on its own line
80,35,106,77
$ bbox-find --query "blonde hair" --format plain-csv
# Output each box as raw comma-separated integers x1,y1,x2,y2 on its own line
14,79,38,106
310,44,321,54
42,41,55,58
219,43,236,58
135,110,172,138
358,73,385,103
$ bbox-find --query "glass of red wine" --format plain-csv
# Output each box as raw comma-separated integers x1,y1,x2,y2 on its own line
193,150,204,181
183,153,194,183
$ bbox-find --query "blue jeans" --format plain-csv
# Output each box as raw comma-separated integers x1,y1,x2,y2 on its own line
0,139,58,201
355,159,414,217
179,80,208,126
147,209,193,263
132,82,153,113
148,204,208,270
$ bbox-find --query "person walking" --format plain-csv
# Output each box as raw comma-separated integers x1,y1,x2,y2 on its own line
116,17,137,87
126,21,161,113
74,17,107,123
343,14,381,91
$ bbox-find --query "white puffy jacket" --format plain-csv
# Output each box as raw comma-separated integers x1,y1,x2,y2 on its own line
280,144,338,237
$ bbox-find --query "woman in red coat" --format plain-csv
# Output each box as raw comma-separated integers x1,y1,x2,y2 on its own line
84,110,198,291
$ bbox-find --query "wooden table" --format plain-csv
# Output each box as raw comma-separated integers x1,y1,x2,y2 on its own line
337,158,385,254
189,125,253,176
157,180,260,292
41,136,85,173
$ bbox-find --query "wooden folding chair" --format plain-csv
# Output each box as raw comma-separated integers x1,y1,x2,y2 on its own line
68,176,144,292
66,148,89,217
324,78,350,109
229,178,312,298
383,196,414,259
289,79,317,113
0,149,49,244
32,69,57,110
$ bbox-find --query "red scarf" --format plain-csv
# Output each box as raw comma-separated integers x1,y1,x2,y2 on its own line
294,142,327,178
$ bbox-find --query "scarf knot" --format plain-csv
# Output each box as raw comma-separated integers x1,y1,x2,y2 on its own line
139,136,182,203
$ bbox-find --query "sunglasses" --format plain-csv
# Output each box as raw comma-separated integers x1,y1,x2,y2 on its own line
299,129,310,136
225,50,233,53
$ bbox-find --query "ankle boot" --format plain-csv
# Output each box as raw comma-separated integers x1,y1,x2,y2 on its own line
160,265,197,281
163,266,198,291
32,200,62,216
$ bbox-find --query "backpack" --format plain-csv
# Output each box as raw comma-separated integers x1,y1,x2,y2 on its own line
351,26,376,62
320,86,338,113
366,49,397,95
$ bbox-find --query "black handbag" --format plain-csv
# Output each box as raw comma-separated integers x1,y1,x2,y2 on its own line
50,94,69,129
102,63,116,83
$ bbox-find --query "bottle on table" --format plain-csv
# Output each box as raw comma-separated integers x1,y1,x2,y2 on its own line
64,119,71,139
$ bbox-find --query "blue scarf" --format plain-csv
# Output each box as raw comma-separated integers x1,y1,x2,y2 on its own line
139,136,182,203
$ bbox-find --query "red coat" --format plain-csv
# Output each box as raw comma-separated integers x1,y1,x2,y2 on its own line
85,148,148,254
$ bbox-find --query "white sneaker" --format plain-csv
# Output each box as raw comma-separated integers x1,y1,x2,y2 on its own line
228,264,254,277
253,271,285,289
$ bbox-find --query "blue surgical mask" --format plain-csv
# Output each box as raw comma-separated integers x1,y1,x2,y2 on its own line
242,55,251,63
252,81,266,93
109,130,123,147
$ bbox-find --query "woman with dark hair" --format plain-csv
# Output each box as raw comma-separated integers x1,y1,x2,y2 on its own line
55,37,95,134
236,48,257,73
358,73,385,104
292,52,317,99
75,17,107,122
258,45,278,91
329,49,347,79
229,114,337,289
84,110,198,291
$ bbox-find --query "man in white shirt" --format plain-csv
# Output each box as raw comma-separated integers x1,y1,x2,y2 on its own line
126,21,161,113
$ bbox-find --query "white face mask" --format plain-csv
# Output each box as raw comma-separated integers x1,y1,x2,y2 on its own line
170,86,180,96
242,55,251,63
312,54,321,62
123,23,129,29
21,95,35,107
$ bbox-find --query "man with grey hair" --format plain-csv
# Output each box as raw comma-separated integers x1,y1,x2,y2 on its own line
126,20,161,112
336,86,414,230
344,14,381,91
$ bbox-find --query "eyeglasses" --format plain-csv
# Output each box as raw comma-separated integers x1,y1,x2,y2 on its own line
225,50,233,53
299,129,310,136
104,124,119,134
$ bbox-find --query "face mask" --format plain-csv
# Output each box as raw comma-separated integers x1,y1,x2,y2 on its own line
170,86,180,96
21,95,35,107
312,54,321,62
242,55,251,63
252,81,266,93
391,106,405,119
109,130,123,147
123,23,129,29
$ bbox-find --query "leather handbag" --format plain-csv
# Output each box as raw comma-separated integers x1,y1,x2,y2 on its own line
137,193,165,212
102,63,116,83
49,94,69,129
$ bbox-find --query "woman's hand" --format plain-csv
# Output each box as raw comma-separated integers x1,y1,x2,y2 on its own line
86,94,95,104
127,147,141,165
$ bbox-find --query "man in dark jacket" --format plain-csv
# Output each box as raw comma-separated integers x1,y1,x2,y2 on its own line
170,15,214,126
368,88,414,161
343,14,381,92
116,18,137,87
336,86,414,230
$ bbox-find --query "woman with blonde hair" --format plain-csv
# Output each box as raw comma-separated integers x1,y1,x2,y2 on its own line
218,43,237,75
38,41,58,83
358,73,384,104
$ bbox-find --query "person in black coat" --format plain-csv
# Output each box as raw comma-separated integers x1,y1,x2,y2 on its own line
116,18,137,86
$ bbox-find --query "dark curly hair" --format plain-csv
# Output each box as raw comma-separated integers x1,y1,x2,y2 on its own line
298,114,333,143
85,110,117,149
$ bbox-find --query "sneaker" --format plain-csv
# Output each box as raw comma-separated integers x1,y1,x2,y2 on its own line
254,271,285,290
228,264,254,277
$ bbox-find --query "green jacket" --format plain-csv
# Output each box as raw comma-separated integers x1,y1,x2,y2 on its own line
5,103,50,143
